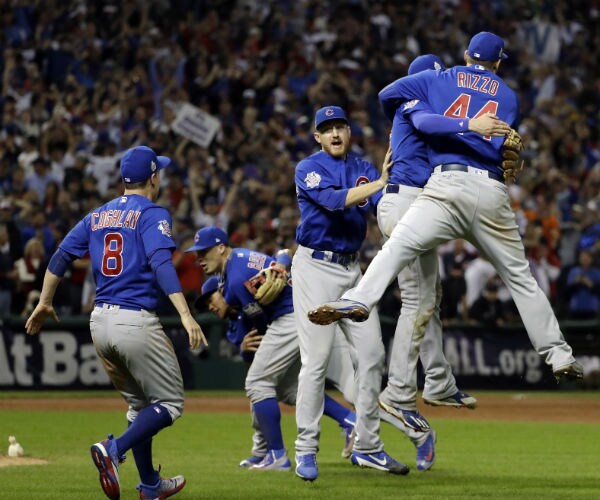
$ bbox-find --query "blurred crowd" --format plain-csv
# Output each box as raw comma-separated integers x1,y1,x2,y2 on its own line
0,0,599,324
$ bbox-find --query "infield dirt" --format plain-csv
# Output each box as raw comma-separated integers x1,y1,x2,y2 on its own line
0,393,597,423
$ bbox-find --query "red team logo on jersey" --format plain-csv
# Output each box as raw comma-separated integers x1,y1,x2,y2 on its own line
355,175,370,207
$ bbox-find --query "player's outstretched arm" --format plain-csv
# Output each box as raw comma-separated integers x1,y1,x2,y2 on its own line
344,147,392,207
169,291,208,350
409,109,511,137
25,269,61,335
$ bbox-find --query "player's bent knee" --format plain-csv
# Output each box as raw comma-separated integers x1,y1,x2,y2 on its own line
126,408,140,422
246,383,277,404
159,401,183,423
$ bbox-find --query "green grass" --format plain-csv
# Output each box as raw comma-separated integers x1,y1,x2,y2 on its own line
0,395,598,499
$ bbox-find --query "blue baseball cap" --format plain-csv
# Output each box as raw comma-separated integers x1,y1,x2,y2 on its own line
194,275,222,309
185,226,229,252
408,54,445,75
120,146,171,183
314,106,349,130
467,31,508,62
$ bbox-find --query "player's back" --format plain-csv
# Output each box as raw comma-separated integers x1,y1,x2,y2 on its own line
426,65,518,172
388,108,431,187
87,194,171,310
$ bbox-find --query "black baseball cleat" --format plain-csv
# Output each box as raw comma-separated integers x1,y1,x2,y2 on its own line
308,299,369,325
553,361,584,382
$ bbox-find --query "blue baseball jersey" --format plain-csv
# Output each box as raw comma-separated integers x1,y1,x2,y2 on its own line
222,248,293,326
379,64,519,176
58,194,176,310
387,100,435,187
225,312,248,346
295,150,381,253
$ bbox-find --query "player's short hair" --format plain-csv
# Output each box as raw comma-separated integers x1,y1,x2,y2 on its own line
464,55,497,70
123,178,150,189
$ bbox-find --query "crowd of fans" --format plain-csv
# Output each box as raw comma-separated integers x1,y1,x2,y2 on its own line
0,0,599,325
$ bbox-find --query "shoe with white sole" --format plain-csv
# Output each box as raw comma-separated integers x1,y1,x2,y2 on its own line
423,391,478,409
137,475,186,500
295,453,318,481
350,450,409,475
249,449,291,471
378,399,431,432
90,435,122,500
239,455,265,468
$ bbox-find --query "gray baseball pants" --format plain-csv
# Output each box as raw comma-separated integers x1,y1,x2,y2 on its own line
245,312,357,457
377,185,458,409
293,245,385,455
344,171,576,371
90,305,184,423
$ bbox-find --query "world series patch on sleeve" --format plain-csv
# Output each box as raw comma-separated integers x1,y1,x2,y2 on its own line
244,268,287,305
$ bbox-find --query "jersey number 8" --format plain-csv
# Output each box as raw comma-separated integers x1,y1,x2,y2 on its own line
102,232,123,276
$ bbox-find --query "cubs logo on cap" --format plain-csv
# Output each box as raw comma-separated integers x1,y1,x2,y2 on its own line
314,106,349,130
185,226,229,252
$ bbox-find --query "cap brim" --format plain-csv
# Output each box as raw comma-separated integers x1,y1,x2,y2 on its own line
501,52,508,60
194,285,221,310
316,118,349,131
184,244,204,253
194,292,212,311
157,155,171,169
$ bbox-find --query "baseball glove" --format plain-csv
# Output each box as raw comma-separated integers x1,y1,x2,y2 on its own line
501,128,525,182
245,267,287,305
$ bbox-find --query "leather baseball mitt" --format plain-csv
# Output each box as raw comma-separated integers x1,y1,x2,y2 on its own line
245,267,287,305
501,128,525,182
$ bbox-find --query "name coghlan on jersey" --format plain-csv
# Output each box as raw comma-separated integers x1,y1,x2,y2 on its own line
90,209,142,230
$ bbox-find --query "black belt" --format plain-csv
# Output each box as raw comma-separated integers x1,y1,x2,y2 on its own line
385,184,401,193
439,163,504,184
311,250,357,267
96,303,147,312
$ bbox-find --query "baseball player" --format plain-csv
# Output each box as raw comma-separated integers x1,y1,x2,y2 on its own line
25,145,206,500
293,105,409,481
375,54,513,457
309,32,583,383
186,227,358,472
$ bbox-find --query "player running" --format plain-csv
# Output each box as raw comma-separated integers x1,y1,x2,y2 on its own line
187,227,358,472
25,145,206,500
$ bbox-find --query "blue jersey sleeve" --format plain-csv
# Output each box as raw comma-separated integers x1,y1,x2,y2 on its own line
405,106,470,135
379,71,435,119
222,251,271,331
226,313,249,346
138,207,176,257
295,158,348,211
58,218,90,258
